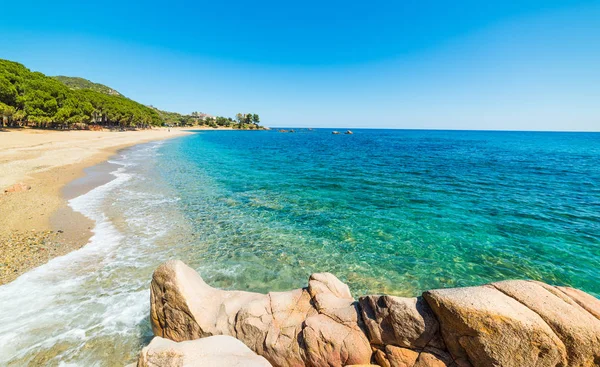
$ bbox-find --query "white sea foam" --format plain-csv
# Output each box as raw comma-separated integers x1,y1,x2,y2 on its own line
0,141,175,365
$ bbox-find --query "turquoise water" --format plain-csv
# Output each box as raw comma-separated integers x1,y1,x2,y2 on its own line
0,129,598,365
160,129,600,296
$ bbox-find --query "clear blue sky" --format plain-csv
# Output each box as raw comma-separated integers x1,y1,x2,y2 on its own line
1,1,599,130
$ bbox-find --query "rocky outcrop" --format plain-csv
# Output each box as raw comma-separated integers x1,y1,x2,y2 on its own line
147,260,600,367
136,335,272,367
150,260,371,366
423,285,565,367
150,259,264,341
423,281,600,367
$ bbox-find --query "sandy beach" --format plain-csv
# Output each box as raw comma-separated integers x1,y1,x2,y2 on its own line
0,127,194,284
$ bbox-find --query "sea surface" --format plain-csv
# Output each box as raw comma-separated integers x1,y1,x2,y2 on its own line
0,129,599,365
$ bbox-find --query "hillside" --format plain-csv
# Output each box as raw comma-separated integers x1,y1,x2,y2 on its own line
0,59,161,129
52,76,122,96
0,58,263,130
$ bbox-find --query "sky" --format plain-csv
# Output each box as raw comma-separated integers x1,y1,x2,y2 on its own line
1,1,599,130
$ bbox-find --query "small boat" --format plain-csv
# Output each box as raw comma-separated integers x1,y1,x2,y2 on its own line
332,131,340,135
345,130,353,135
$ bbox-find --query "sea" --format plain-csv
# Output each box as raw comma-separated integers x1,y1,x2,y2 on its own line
0,129,598,365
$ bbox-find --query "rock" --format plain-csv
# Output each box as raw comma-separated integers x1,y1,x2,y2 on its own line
236,288,316,366
491,280,600,366
149,261,600,367
313,291,361,326
359,295,441,349
308,272,353,300
150,260,264,341
384,345,419,367
423,284,567,367
556,286,600,321
303,314,372,366
137,335,272,367
150,260,372,367
4,182,31,193
305,286,371,365
373,348,390,367
373,346,453,367
413,347,454,367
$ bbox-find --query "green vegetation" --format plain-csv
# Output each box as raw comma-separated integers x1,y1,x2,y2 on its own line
235,113,262,129
52,76,122,96
153,109,252,128
153,108,194,126
0,58,264,130
0,59,161,129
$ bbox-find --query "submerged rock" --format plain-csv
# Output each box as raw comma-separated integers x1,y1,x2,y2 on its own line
147,260,600,367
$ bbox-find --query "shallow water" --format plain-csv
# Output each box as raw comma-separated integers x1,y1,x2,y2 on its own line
0,129,598,365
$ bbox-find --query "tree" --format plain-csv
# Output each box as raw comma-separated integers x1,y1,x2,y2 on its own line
13,109,26,125
0,76,18,106
1,58,261,130
215,116,230,127
205,116,217,127
0,102,15,126
0,59,163,129
235,113,244,129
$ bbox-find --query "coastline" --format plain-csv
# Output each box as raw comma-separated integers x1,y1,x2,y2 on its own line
0,127,197,285
0,129,598,365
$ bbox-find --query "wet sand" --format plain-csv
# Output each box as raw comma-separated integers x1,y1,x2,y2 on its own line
0,128,194,284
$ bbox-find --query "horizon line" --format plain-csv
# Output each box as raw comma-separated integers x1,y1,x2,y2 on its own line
266,126,600,133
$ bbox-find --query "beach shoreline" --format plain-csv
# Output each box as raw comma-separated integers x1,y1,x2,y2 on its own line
0,127,200,284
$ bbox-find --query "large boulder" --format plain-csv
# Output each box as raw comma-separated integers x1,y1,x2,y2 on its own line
423,280,600,367
150,260,264,341
359,295,441,349
150,260,372,367
235,288,316,366
303,314,372,367
306,273,372,366
491,280,600,366
136,335,272,367
423,284,567,367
